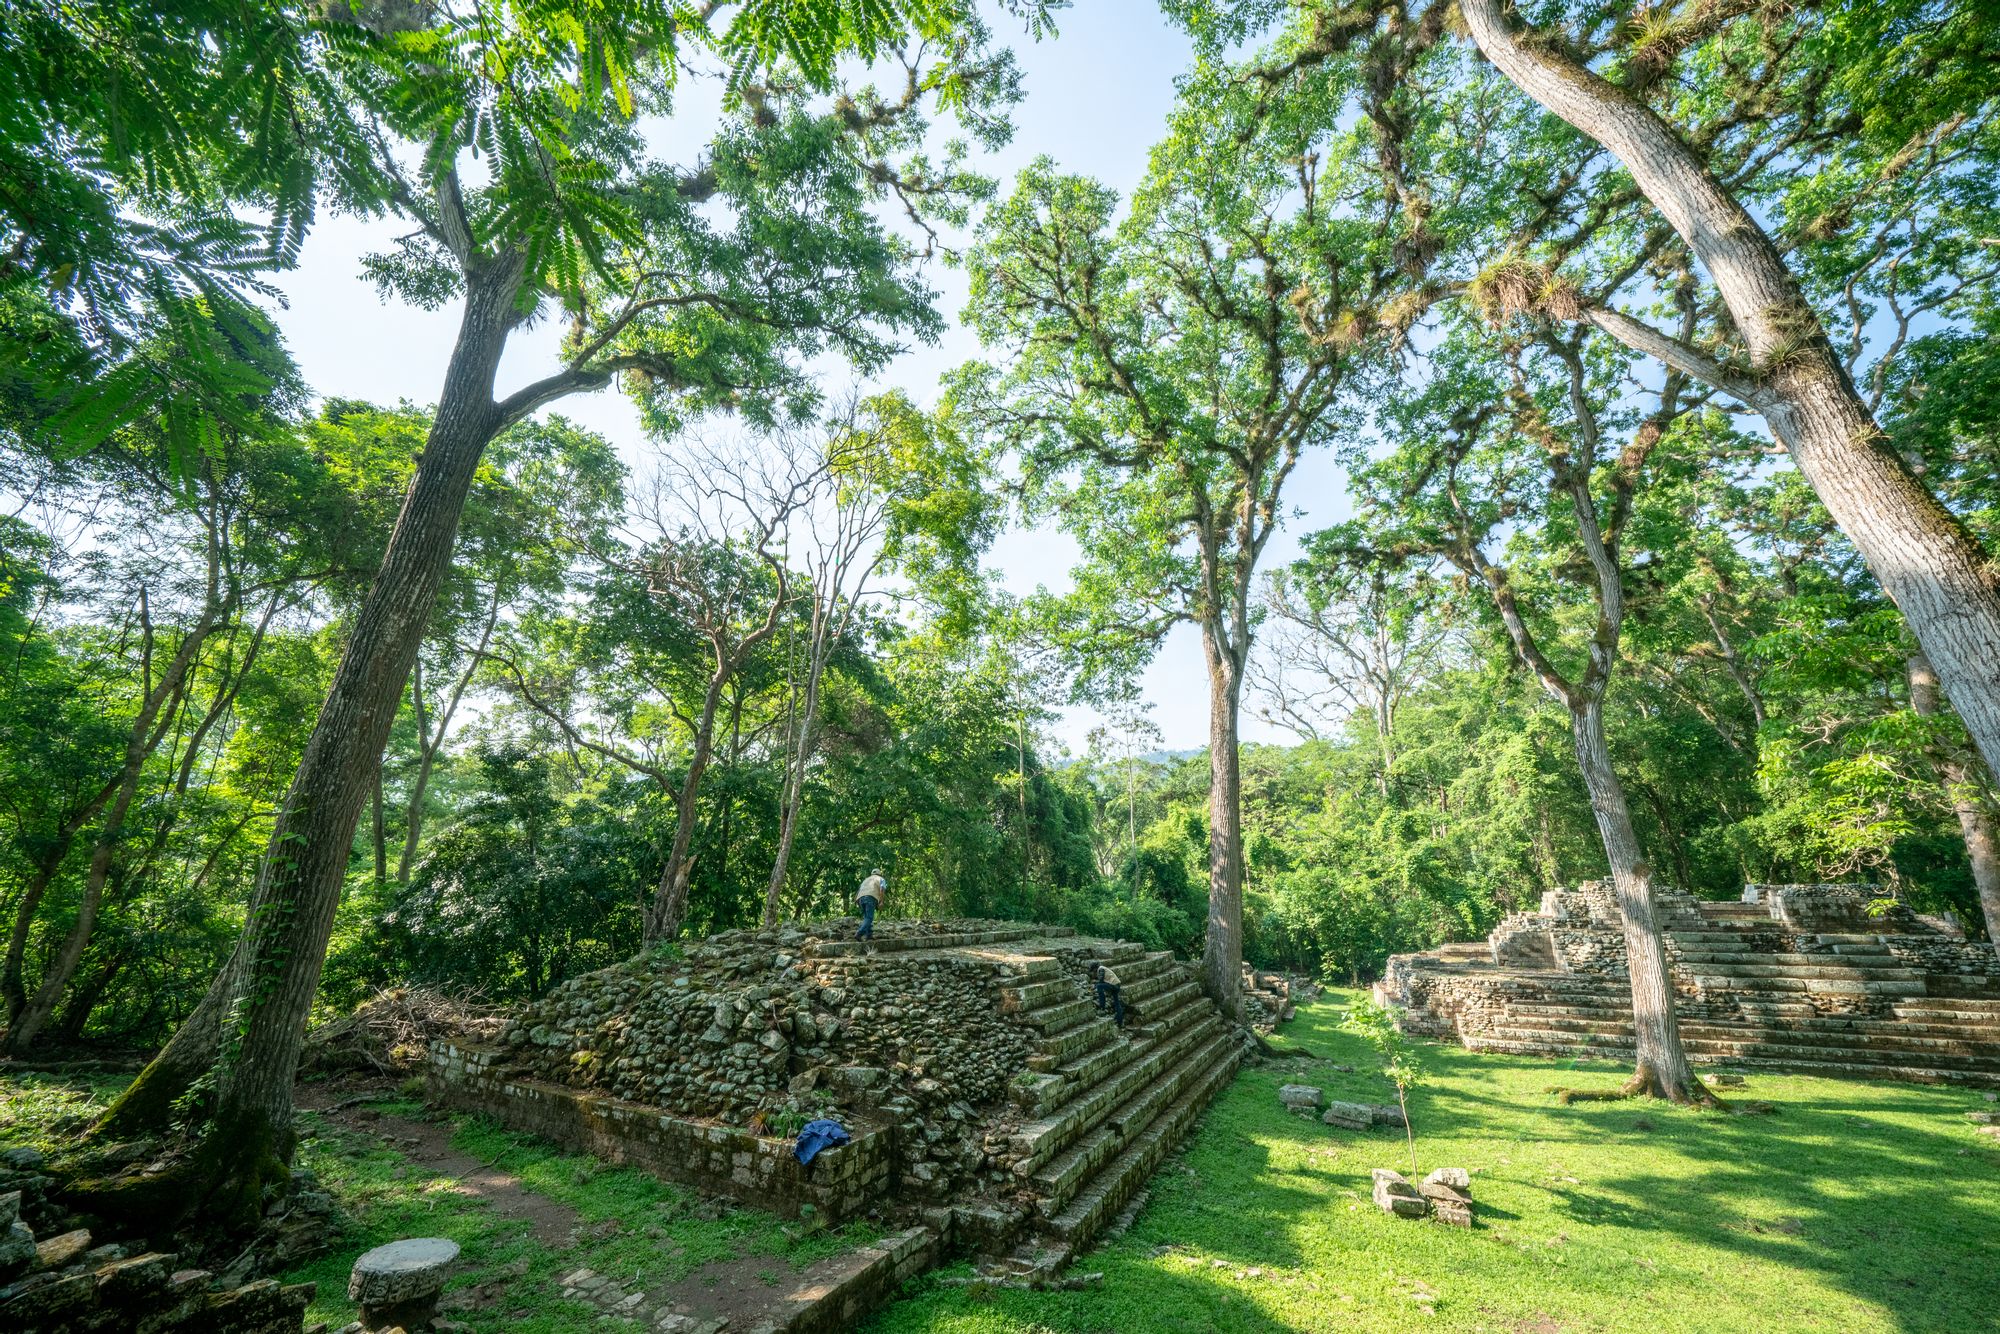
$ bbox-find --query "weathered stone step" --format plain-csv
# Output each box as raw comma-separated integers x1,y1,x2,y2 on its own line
1042,1035,1246,1248
809,925,1068,957
1708,1015,2000,1043
1128,980,1204,1031
1689,974,1925,996
1508,999,1640,1016
1494,1014,1635,1036
1026,1027,1143,1112
1477,1023,2000,1074
1022,997,1098,1037
1092,949,1177,982
1010,1013,1224,1179
1673,951,1899,968
1116,964,1194,1009
1896,997,2000,1015
1683,962,1924,981
1001,977,1078,1012
1464,1033,2000,1086
1679,1031,2000,1070
1023,1015,1123,1084
1034,1028,1240,1222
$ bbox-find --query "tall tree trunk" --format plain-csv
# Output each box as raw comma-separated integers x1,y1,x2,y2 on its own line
649,680,725,944
5,849,78,1024
1199,623,1245,1020
371,770,387,893
1907,651,2000,948
1569,697,1702,1102
1460,0,2000,782
763,643,828,929
90,260,524,1216
397,601,496,883
5,777,143,1052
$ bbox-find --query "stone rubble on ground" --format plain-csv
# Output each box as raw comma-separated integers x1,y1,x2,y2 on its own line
1369,1168,1428,1219
0,1171,315,1334
1367,1166,1475,1226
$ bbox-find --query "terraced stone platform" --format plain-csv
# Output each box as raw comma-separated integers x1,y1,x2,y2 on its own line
428,918,1259,1297
1381,883,2000,1088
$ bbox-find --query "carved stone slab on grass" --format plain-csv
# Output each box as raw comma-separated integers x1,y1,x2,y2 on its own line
349,1237,459,1331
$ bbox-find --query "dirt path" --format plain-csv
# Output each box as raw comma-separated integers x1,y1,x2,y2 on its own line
293,1079,885,1332
296,1082,579,1249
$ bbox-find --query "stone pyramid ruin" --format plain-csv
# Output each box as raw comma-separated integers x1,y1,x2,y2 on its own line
428,918,1261,1294
1381,882,2000,1086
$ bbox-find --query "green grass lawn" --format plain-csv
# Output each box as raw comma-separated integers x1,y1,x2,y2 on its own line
867,989,2000,1334
5,991,1996,1333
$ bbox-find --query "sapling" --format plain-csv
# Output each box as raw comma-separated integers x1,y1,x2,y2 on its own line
1342,996,1422,1176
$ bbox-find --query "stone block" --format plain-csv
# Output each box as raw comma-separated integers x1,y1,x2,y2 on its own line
33,1228,91,1271
350,1237,458,1332
1422,1167,1470,1194
1370,1168,1428,1219
1320,1101,1371,1130
1278,1084,1322,1110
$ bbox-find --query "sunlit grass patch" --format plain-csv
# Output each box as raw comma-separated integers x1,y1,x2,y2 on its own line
867,989,2000,1334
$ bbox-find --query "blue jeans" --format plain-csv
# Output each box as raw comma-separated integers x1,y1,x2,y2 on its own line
1095,980,1123,1026
857,897,876,939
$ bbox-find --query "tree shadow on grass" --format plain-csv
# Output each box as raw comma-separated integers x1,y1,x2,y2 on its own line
1370,1054,1998,1332
1236,998,2000,1333
1530,1096,1999,1333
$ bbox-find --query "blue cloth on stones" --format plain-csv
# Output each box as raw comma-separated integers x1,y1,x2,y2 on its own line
795,1119,851,1165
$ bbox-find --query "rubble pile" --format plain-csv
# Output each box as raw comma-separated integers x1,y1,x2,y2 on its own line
490,920,1041,1198
0,1150,315,1334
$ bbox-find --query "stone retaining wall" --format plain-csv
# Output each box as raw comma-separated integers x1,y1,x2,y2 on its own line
428,1041,892,1223
743,1225,939,1334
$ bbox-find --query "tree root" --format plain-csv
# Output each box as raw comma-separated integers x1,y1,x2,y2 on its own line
60,1104,293,1244
1545,1071,1728,1109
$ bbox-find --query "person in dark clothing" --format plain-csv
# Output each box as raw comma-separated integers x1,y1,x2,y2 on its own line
1092,961,1125,1028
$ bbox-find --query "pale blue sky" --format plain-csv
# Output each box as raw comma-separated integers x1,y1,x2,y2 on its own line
269,2,1347,752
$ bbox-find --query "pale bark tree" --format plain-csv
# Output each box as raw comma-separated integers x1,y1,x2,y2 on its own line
489,439,822,942
763,426,891,928
1247,567,1455,793
1459,0,2000,787
1907,651,2000,950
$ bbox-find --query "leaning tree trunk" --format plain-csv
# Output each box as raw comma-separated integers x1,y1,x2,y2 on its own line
1908,651,2000,949
1459,0,2000,781
1198,626,1246,1021
89,262,524,1220
1569,696,1703,1102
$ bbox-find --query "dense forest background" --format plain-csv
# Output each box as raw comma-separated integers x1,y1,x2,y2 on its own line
2,0,1996,1075
6,360,1993,1049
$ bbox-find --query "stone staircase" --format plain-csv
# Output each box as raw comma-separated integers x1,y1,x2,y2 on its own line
1385,884,2000,1088
988,940,1248,1265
